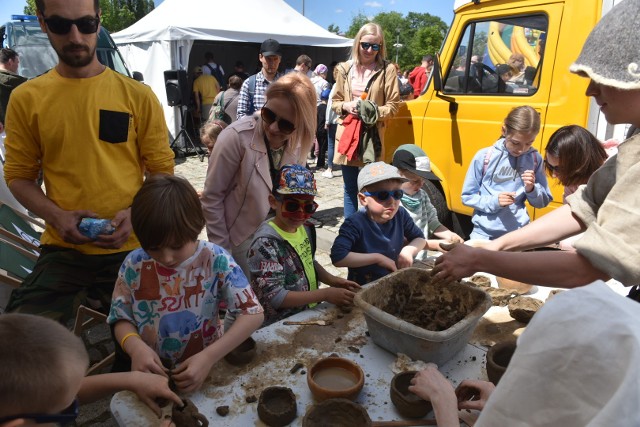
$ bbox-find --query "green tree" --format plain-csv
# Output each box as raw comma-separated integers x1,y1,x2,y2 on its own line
23,0,154,32
327,24,341,35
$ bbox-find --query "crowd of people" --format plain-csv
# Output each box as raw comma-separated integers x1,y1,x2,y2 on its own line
1,0,640,424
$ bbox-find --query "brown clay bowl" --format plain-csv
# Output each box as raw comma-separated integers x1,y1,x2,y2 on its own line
495,276,533,294
223,336,256,366
307,356,364,402
257,386,297,427
302,398,371,427
390,371,433,418
486,340,517,385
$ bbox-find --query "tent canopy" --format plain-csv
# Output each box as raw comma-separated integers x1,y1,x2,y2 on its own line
112,0,352,47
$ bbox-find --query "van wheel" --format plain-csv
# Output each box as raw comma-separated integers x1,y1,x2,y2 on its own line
423,180,451,225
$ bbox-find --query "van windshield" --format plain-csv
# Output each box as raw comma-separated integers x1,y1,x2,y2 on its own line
3,20,131,79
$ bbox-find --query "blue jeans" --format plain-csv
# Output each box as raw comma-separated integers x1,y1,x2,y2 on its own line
342,165,360,218
327,123,337,170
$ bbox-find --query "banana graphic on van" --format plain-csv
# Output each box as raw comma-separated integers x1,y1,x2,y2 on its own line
488,21,512,64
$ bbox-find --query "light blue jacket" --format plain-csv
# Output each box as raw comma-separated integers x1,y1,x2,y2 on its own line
461,138,552,239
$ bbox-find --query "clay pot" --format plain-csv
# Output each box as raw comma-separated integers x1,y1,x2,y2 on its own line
390,371,433,418
302,398,371,427
495,276,533,294
224,336,256,366
486,340,517,385
307,356,364,402
257,386,297,427
172,398,208,427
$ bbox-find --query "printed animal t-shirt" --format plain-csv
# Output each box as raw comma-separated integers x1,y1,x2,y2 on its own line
108,240,263,365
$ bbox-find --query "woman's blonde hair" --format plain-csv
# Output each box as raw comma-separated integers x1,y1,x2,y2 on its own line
264,72,317,163
503,105,540,136
350,22,387,68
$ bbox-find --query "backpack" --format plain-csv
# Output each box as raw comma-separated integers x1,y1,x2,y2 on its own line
205,63,225,90
209,91,236,124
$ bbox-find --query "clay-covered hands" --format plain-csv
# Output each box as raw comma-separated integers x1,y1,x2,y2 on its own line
455,379,495,411
171,351,214,393
128,339,169,377
408,364,460,427
127,372,182,417
376,253,398,272
432,242,478,284
498,192,517,207
329,277,361,293
520,169,535,192
324,287,357,306
397,246,418,269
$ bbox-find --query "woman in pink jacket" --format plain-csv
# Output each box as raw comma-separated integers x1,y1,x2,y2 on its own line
201,72,317,275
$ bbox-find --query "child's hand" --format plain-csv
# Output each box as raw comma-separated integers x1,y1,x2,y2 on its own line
330,277,361,292
498,192,516,207
324,287,356,306
129,341,168,377
444,231,465,244
171,352,215,393
455,379,496,411
376,254,398,272
397,246,416,269
128,372,182,417
521,169,535,192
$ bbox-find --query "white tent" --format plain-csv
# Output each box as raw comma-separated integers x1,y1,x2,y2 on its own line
112,0,352,141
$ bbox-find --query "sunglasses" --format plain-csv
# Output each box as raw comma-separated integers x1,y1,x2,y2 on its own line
0,397,78,425
544,159,561,173
360,42,381,52
362,189,404,201
44,15,100,35
261,107,296,134
280,198,319,214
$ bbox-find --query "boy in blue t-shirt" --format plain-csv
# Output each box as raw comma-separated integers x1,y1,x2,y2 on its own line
331,161,427,285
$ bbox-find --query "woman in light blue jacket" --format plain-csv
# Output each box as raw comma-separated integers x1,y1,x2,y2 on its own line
462,106,552,240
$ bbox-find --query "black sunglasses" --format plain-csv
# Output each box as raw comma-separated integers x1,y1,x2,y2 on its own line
362,189,404,201
261,107,296,134
0,397,78,425
544,159,561,173
44,15,100,35
280,198,319,214
360,42,381,52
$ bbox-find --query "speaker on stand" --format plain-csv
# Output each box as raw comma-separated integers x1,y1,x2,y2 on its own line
164,70,205,162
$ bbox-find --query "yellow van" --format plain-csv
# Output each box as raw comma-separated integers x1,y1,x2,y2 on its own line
384,0,628,236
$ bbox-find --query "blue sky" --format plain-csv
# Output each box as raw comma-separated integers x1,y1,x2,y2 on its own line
1,0,455,34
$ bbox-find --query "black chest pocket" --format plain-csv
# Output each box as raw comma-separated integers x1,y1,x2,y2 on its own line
99,109,130,143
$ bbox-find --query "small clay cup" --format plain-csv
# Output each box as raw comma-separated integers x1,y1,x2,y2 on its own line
486,340,517,385
224,336,256,366
172,398,209,427
302,398,371,427
257,386,297,427
390,371,433,418
307,356,365,402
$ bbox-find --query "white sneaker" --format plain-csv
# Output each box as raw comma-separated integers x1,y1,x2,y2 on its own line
322,169,333,178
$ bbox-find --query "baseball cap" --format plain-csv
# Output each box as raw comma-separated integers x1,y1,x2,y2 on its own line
392,144,439,181
274,164,317,196
194,66,203,73
314,64,328,75
357,162,406,192
260,39,282,57
320,88,331,100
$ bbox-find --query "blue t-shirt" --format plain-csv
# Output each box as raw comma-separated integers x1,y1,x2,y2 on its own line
330,207,424,285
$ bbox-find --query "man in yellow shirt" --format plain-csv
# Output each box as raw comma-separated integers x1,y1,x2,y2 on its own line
192,65,220,121
3,0,175,323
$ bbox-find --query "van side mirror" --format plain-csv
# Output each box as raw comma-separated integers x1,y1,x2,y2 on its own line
433,54,443,92
133,71,144,82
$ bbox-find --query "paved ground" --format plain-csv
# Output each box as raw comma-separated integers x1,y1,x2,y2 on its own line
62,153,349,425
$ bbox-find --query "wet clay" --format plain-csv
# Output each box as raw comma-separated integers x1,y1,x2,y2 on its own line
312,367,358,390
172,398,208,427
508,296,543,324
369,270,485,331
302,398,372,427
469,274,492,288
486,340,517,385
390,371,433,418
257,386,297,427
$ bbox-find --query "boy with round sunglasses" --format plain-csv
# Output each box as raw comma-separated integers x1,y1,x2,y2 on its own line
331,161,426,285
247,164,360,327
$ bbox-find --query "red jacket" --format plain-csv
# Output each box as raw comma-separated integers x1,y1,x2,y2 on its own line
337,114,362,161
408,66,427,97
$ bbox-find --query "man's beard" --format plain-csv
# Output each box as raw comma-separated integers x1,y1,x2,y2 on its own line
56,42,96,68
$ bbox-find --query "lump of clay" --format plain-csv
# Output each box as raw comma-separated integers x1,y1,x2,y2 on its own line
468,274,492,288
172,398,208,427
508,296,543,323
485,287,519,306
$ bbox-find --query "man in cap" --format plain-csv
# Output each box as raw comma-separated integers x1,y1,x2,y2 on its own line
236,38,283,119
192,64,220,121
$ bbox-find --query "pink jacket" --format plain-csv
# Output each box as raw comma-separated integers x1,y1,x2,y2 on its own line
201,116,303,249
